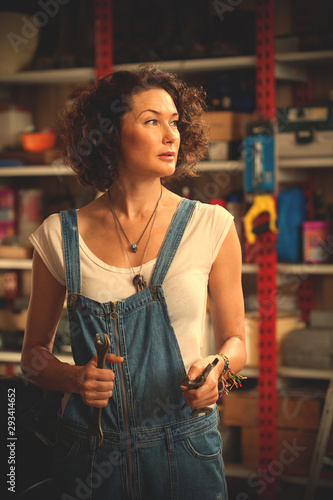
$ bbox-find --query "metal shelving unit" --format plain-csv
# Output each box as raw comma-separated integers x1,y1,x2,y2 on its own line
0,165,73,177
0,350,73,365
0,10,332,498
0,259,32,270
279,157,333,168
0,49,332,85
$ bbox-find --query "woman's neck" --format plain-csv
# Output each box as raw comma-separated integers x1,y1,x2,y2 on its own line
108,179,164,219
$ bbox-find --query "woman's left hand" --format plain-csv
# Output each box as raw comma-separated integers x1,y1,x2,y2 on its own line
180,355,222,409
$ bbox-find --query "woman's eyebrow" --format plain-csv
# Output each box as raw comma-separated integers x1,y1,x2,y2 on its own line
138,109,179,118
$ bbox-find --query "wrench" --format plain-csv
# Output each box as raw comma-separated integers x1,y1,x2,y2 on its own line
87,333,111,450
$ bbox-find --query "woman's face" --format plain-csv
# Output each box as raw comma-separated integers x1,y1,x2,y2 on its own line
118,88,180,180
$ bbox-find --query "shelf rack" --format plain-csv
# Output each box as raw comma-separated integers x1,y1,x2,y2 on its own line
1,260,332,274
0,158,324,180
0,12,332,498
0,49,332,85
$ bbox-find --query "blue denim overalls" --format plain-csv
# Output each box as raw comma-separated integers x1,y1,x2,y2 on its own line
54,198,228,500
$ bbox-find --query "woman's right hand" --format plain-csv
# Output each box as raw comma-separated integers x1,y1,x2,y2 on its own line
77,353,123,408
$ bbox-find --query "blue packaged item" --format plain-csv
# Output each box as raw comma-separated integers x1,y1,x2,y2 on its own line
244,134,275,193
0,159,25,167
277,187,307,262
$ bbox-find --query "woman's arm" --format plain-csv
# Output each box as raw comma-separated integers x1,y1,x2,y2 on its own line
181,223,246,409
21,251,123,408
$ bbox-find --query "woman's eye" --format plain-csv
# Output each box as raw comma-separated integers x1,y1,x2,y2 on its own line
171,120,179,128
146,119,158,125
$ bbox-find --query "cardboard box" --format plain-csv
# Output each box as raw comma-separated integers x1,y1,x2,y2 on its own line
277,130,333,157
207,141,241,160
204,112,254,141
0,245,32,259
0,309,28,332
241,427,333,476
222,392,322,430
244,312,305,366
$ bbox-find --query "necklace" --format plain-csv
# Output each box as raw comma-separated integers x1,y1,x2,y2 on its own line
109,189,162,253
107,187,162,292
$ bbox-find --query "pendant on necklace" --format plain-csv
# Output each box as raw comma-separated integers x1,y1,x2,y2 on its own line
131,244,138,253
133,274,146,292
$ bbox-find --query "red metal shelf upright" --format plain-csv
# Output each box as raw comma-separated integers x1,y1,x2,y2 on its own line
255,1,278,499
94,0,113,80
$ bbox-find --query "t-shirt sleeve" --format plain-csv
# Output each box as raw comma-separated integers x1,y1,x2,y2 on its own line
211,204,234,263
29,213,66,286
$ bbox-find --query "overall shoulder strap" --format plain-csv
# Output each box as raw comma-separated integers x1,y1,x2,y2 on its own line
150,198,197,285
61,209,81,294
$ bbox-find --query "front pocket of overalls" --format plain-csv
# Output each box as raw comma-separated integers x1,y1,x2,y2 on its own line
54,430,81,465
183,426,222,461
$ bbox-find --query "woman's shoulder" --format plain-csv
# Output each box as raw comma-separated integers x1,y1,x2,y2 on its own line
31,212,62,245
193,200,233,223
41,212,62,233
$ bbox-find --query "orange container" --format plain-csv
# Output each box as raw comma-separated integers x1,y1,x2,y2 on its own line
21,131,56,152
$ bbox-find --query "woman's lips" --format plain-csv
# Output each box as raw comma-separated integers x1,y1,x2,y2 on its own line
158,152,175,161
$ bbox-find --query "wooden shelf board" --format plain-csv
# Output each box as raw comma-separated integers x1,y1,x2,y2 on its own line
279,157,333,168
0,165,73,177
240,366,333,380
0,350,74,364
1,50,332,84
197,161,244,172
276,50,333,64
0,259,32,270
0,67,95,84
278,263,333,275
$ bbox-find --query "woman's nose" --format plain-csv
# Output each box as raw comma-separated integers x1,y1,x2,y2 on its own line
163,125,178,143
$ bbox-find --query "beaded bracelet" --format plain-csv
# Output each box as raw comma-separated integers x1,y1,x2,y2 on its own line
218,353,229,375
217,353,247,400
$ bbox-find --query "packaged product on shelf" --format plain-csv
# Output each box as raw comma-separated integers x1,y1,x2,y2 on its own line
282,326,333,370
0,187,16,239
204,111,254,141
207,141,241,161
244,311,305,367
0,104,34,150
277,187,307,262
302,221,331,263
276,105,333,157
18,189,43,243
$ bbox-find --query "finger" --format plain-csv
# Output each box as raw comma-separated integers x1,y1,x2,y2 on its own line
106,353,124,364
184,391,218,409
87,380,115,392
183,384,218,404
85,367,115,382
84,395,113,408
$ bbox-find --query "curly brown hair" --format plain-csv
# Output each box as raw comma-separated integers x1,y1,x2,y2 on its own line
59,65,209,192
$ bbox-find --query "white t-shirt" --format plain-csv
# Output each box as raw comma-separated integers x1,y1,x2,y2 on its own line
30,201,233,371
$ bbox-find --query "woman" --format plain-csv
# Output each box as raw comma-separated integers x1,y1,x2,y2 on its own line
21,65,246,499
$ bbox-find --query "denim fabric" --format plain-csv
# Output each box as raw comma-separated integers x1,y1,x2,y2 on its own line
54,198,228,500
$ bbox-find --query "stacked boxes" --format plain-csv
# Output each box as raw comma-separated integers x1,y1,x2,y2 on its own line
221,390,333,476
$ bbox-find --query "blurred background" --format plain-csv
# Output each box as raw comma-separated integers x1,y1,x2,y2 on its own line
0,1,332,498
